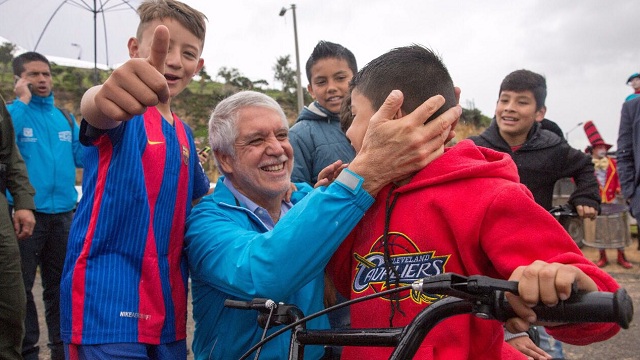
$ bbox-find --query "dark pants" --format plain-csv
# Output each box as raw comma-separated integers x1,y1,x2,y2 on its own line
20,211,72,360
325,292,350,359
0,197,26,360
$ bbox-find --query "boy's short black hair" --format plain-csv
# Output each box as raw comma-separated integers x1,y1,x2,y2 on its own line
350,44,456,123
499,69,547,110
305,41,357,83
12,52,50,76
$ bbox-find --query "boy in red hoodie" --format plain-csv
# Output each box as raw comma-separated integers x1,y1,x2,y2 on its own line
328,45,621,360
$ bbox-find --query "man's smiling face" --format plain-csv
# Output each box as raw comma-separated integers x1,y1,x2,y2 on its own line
217,106,293,205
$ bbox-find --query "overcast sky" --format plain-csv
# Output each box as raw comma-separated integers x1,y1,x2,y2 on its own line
0,0,637,151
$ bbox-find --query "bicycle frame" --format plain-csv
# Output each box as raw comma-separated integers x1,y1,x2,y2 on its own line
288,296,473,360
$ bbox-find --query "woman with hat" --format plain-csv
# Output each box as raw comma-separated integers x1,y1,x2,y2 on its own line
584,120,633,268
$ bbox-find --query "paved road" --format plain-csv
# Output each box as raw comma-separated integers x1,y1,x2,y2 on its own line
35,241,639,359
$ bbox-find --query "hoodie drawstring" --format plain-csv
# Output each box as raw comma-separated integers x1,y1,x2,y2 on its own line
383,184,404,326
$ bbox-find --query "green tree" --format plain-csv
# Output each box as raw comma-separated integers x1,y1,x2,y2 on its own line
273,55,296,93
217,66,268,90
461,100,492,128
0,42,17,85
59,67,88,97
217,66,238,84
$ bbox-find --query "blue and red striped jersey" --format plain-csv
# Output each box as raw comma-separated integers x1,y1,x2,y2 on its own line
61,107,209,345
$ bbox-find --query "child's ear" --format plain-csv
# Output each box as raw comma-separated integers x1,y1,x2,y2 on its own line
127,37,139,58
535,105,547,122
306,83,317,100
193,58,205,77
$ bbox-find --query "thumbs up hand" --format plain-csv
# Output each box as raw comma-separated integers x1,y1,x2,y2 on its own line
83,25,171,127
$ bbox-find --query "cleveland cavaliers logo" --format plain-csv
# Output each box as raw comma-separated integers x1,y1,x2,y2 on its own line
352,232,450,304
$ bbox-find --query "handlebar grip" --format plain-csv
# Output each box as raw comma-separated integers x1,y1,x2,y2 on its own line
224,299,253,309
496,288,634,329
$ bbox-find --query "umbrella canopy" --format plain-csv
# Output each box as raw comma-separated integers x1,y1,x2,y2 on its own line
0,0,141,75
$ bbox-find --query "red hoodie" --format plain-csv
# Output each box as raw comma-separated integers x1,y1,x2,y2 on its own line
328,140,620,360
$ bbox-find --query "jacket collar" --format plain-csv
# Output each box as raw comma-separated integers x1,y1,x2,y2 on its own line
296,101,340,124
481,118,562,152
29,92,55,108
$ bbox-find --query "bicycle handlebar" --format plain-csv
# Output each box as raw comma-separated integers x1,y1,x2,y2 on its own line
231,273,634,360
224,298,277,311
495,288,633,328
410,273,633,328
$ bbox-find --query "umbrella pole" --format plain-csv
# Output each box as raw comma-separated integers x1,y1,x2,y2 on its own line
93,0,98,84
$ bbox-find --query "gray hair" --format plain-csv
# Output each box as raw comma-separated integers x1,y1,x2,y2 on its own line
208,91,288,174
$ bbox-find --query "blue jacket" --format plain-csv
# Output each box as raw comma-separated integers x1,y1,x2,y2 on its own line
7,93,83,213
185,175,374,360
626,93,640,102
289,102,355,185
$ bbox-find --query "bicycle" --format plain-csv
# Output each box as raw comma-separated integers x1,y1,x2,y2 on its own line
225,273,634,360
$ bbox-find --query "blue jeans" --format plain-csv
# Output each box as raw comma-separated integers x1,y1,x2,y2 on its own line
20,211,73,360
538,327,564,359
65,340,187,360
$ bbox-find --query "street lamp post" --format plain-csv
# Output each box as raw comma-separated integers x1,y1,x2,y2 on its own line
565,121,584,144
71,43,82,60
279,4,304,114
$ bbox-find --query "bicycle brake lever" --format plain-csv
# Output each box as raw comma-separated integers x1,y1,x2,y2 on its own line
463,275,519,295
257,304,305,329
412,274,520,300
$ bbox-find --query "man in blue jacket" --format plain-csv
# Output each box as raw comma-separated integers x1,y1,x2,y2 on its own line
8,51,83,360
184,90,461,359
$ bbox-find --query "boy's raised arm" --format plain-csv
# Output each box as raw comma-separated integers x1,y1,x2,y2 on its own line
81,25,171,129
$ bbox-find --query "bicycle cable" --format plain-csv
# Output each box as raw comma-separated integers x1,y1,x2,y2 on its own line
239,283,414,360
253,299,277,360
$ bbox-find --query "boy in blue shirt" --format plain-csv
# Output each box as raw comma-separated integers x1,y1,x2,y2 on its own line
289,41,358,185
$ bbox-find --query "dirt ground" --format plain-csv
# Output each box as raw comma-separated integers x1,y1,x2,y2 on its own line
34,240,639,359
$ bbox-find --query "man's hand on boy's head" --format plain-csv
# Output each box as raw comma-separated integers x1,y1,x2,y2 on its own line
504,260,599,333
348,90,461,196
94,25,171,123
